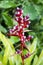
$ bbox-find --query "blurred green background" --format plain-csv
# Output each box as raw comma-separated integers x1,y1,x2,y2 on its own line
0,0,43,65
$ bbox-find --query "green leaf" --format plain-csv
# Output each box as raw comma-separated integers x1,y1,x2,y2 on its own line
32,0,38,3
41,17,43,26
0,32,14,49
29,38,38,52
0,1,16,9
32,55,38,65
23,3,39,20
2,13,13,28
0,32,16,65
0,53,3,61
35,5,43,17
0,61,3,65
24,38,38,65
0,25,7,33
10,36,20,44
35,50,43,65
38,0,43,4
33,25,43,31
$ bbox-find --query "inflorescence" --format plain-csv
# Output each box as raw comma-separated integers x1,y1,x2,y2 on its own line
7,7,33,64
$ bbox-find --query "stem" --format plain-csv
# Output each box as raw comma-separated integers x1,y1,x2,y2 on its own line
7,33,19,37
15,44,21,49
21,43,24,65
21,54,24,65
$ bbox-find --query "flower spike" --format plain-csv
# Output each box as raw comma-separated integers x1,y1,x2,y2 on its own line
7,7,33,65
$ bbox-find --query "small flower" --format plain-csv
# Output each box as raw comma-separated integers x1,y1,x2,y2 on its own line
27,35,33,41
24,53,30,59
23,15,29,22
16,49,22,54
15,7,23,17
20,36,26,43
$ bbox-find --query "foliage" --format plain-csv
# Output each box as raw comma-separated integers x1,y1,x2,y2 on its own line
0,0,43,65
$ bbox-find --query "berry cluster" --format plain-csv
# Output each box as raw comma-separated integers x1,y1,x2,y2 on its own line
7,7,33,64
